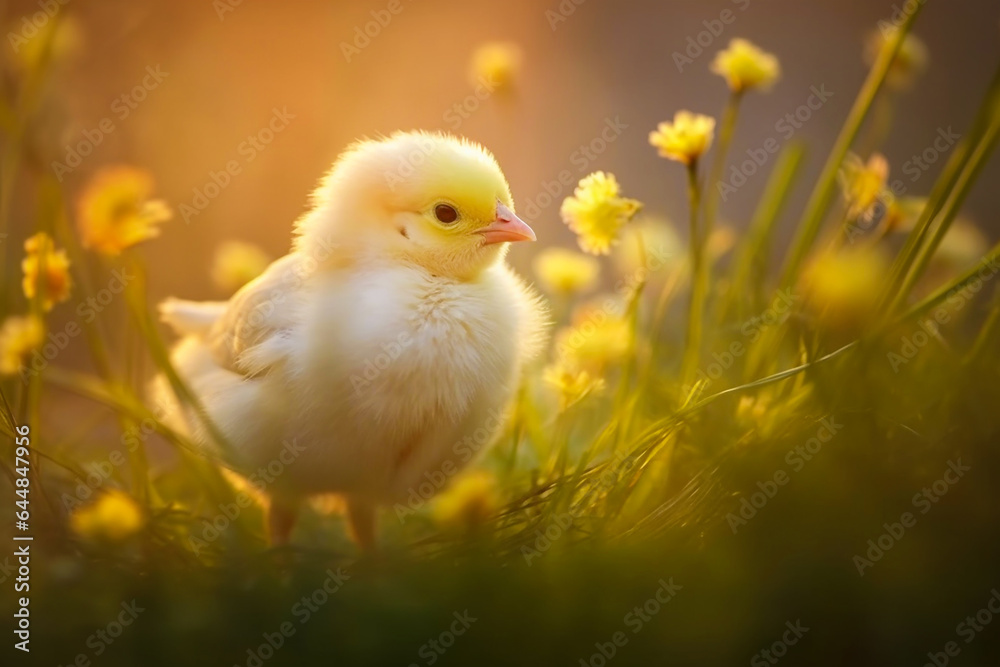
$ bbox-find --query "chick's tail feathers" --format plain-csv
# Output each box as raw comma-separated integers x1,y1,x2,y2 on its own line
159,298,226,337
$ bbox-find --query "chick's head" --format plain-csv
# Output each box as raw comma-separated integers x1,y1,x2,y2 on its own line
298,131,535,279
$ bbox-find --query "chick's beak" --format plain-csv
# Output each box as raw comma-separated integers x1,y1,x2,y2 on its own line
479,203,536,245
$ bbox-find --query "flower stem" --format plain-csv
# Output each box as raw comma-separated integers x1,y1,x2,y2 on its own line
680,161,704,387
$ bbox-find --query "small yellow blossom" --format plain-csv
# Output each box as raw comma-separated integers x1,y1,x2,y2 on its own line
710,38,781,93
560,172,642,255
554,302,631,370
433,470,498,529
77,166,172,256
613,218,681,276
543,359,606,410
649,112,716,166
865,30,928,91
211,241,271,293
70,490,144,542
21,233,72,311
882,196,927,234
0,316,43,376
469,41,523,93
533,248,600,295
801,248,889,332
840,153,890,222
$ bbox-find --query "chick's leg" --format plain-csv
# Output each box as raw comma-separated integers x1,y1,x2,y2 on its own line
346,498,378,553
266,498,299,546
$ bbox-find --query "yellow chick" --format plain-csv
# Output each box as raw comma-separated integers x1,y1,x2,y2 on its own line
156,132,545,550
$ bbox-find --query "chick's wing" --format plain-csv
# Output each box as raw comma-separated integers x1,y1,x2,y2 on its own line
206,253,305,378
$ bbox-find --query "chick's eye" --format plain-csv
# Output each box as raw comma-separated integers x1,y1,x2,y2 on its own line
434,204,458,224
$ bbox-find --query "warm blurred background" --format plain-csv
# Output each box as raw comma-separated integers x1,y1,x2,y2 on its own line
4,0,999,302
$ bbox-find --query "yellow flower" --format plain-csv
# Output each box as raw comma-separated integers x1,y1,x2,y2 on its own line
710,38,781,93
882,196,927,234
0,316,43,376
70,490,144,542
560,172,642,255
801,248,888,332
649,111,716,166
77,166,172,256
612,217,681,276
840,153,890,222
21,233,72,311
469,41,523,93
433,470,498,529
555,302,631,370
533,248,600,295
211,241,271,293
543,359,605,410
865,30,928,91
